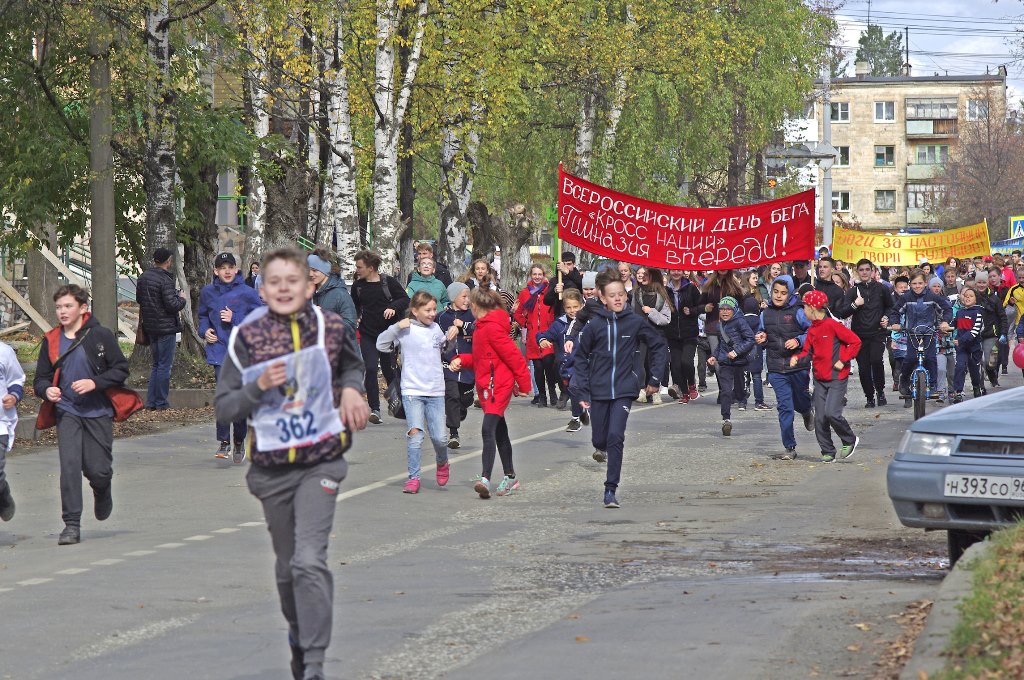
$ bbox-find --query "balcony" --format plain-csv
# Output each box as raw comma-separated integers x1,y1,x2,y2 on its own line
906,119,958,138
907,207,938,224
906,164,943,181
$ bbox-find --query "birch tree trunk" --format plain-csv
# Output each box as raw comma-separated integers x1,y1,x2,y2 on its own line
600,70,627,186
574,88,596,181
143,1,177,253
309,40,326,247
372,0,427,274
244,59,270,263
88,9,117,332
327,19,359,275
437,120,478,280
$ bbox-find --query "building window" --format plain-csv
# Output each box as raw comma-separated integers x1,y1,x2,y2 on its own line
875,190,896,212
907,184,943,209
916,145,950,164
832,191,851,212
967,99,989,121
830,102,850,122
835,146,850,167
874,101,895,122
906,98,958,120
874,145,895,167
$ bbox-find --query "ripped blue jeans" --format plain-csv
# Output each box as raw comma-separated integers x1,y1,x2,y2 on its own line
401,395,449,480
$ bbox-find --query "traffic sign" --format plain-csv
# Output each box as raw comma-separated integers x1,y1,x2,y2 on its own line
1011,215,1024,239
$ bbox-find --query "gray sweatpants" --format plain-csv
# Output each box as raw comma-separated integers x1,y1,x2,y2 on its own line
812,378,856,456
0,434,9,486
56,412,114,527
246,456,348,665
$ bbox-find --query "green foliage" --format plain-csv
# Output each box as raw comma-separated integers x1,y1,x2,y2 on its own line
855,24,905,77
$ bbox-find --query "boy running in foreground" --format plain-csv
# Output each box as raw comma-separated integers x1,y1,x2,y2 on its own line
215,248,368,680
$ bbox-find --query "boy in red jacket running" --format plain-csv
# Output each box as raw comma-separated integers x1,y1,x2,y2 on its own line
790,290,862,463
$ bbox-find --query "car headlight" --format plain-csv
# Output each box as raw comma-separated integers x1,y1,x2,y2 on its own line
896,431,955,456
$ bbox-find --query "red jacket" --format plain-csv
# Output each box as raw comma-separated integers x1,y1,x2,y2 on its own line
458,309,532,415
514,284,555,359
794,317,862,381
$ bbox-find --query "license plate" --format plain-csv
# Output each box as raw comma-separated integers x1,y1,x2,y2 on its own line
944,474,1024,500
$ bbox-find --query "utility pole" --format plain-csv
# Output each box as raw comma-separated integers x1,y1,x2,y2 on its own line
822,62,834,247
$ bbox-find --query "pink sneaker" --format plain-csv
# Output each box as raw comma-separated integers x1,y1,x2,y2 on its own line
436,462,450,487
403,478,420,494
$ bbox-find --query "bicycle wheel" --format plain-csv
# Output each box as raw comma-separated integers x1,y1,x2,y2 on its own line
913,371,927,420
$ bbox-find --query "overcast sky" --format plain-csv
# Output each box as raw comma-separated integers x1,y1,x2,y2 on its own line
835,0,1024,103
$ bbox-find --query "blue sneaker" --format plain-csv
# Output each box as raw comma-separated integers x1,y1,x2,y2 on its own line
604,490,620,508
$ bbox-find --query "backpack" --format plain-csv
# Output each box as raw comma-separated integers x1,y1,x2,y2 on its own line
383,345,405,419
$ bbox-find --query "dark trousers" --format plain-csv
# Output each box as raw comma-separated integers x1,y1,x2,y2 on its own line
481,413,514,480
767,370,812,450
900,338,938,392
359,333,395,412
953,345,983,392
812,378,855,455
716,364,747,419
855,335,888,398
56,411,113,527
590,397,633,491
146,333,176,409
213,364,247,443
666,338,697,389
531,355,560,402
444,380,475,432
246,456,348,666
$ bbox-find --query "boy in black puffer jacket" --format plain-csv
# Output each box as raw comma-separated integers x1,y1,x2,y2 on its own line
438,282,476,448
707,296,754,437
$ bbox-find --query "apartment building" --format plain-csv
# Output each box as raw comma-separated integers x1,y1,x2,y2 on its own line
787,65,1006,232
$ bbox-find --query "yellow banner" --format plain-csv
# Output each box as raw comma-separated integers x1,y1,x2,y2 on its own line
831,221,991,266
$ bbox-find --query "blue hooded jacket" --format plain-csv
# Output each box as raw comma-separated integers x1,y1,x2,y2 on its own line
198,276,265,366
569,305,668,402
438,306,475,384
537,314,578,380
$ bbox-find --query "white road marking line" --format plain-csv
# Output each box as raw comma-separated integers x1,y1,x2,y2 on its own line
212,527,239,534
56,568,91,575
124,550,157,557
156,542,185,549
92,558,124,566
71,615,199,661
17,578,53,586
184,535,213,541
238,521,264,527
0,587,13,593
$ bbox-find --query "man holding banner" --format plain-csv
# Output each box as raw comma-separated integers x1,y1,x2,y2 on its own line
836,259,896,408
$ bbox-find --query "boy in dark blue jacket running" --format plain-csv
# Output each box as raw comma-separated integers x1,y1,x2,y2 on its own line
538,289,585,432
707,296,754,437
438,282,476,448
198,252,265,462
570,273,668,509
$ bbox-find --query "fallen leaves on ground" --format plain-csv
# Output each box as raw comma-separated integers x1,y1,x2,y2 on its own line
870,599,933,680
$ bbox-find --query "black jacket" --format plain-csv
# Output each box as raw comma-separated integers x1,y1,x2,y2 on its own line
814,279,845,311
663,280,701,340
33,314,130,398
543,268,583,316
835,280,895,339
136,266,186,337
351,275,410,338
977,287,1008,339
569,306,668,402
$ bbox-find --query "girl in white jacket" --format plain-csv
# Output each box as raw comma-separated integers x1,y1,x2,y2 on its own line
376,291,452,493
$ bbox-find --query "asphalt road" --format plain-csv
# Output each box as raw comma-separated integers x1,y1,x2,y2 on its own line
3,369,1005,679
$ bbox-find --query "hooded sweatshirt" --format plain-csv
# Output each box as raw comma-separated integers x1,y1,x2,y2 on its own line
199,275,265,366
406,273,450,311
375,319,448,396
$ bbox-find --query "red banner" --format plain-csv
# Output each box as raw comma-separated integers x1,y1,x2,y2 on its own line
557,165,816,269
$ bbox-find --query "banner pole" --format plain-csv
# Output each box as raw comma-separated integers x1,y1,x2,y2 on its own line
555,206,563,300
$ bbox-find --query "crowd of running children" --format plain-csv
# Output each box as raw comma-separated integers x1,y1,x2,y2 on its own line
1,243,1022,680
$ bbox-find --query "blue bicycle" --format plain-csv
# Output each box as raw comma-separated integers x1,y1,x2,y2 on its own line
906,325,934,421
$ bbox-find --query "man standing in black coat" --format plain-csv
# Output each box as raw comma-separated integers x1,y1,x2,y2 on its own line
544,251,584,317
136,247,186,410
836,259,895,408
814,257,845,310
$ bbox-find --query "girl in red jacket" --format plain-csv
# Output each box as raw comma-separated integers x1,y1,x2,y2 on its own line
451,288,532,499
790,289,862,463
514,265,559,408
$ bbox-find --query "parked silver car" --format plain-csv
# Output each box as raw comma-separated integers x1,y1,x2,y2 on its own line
887,386,1024,565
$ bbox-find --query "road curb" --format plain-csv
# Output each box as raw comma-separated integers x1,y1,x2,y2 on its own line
900,539,990,680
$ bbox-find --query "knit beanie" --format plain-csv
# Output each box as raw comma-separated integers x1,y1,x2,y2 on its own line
581,271,597,289
718,296,739,310
447,281,469,301
928,276,943,289
307,253,332,277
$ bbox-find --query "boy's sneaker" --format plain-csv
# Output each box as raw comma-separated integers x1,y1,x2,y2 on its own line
603,490,620,509
721,419,732,436
698,384,708,393
368,410,382,424
877,393,888,406
94,485,113,521
232,441,245,464
802,410,814,431
821,453,835,463
754,402,772,411
839,436,859,460
677,393,690,405
771,447,797,461
737,404,747,412
689,385,699,400
214,441,231,459
1002,367,1009,375
864,397,875,408
58,525,80,545
496,476,520,496
436,462,450,487
0,482,15,521
566,417,582,433
668,384,680,399
474,476,491,499
892,381,900,392
953,392,964,404
447,432,461,449
403,478,420,494
556,393,570,410
592,449,607,463
973,386,984,398
580,410,591,426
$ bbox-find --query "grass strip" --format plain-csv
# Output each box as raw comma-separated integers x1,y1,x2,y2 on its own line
936,523,1024,679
